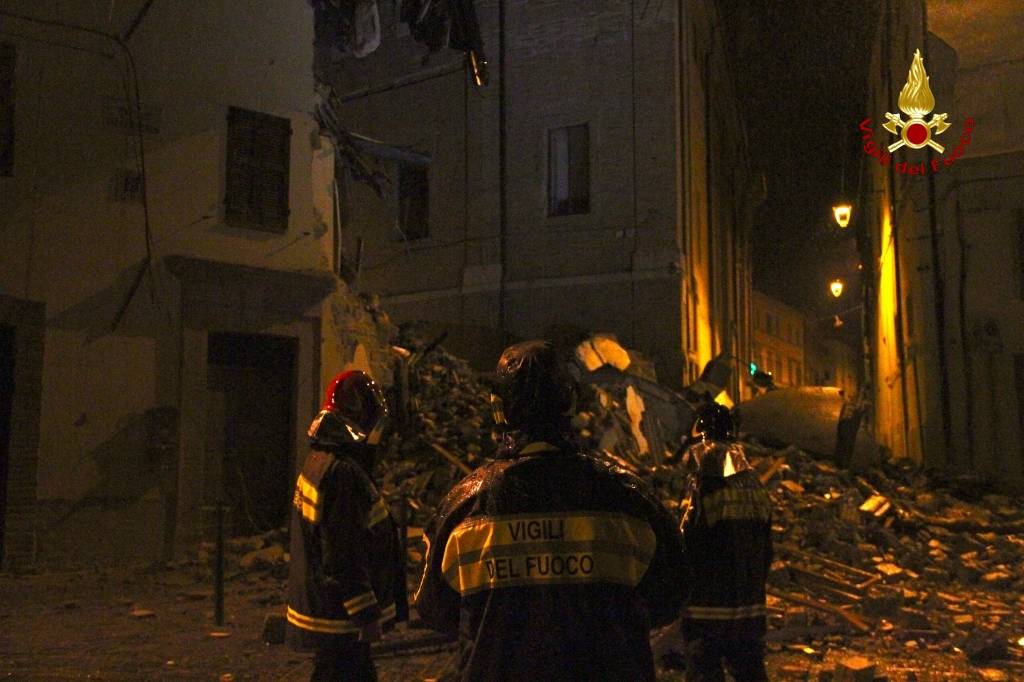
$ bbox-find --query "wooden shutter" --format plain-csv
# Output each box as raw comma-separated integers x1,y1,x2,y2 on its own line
0,44,15,177
225,107,291,232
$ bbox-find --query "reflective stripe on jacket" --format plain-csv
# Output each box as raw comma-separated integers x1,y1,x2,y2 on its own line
679,441,773,633
415,441,686,682
286,449,404,650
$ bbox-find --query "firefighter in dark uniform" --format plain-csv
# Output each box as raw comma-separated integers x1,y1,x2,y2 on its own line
287,370,406,682
677,403,772,682
415,340,686,682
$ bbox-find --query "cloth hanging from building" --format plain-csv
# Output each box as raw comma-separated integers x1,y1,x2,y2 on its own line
311,0,382,59
400,0,487,80
351,1,382,57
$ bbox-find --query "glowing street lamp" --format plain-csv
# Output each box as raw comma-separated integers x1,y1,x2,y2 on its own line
830,278,844,298
833,203,852,228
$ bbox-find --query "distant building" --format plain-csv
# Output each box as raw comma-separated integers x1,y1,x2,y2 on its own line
315,0,763,398
750,290,806,388
858,0,1024,481
0,2,387,568
805,337,860,401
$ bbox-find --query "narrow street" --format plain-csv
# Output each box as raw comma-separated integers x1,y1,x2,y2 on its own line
2,1,1023,680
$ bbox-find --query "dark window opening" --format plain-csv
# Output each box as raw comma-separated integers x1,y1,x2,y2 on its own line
1017,210,1024,299
548,124,590,216
397,162,429,241
0,44,15,177
225,107,291,233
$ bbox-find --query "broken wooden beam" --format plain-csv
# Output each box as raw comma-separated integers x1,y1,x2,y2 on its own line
766,588,872,633
429,442,473,475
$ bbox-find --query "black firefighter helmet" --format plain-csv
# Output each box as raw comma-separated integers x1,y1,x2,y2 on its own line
492,340,575,434
693,402,736,442
308,370,388,450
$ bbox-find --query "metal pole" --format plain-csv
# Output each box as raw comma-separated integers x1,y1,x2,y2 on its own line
497,0,508,343
214,500,225,627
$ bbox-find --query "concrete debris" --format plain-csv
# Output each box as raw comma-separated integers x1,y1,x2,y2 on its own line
239,545,286,570
734,387,878,469
575,334,633,373
129,608,155,618
834,655,876,682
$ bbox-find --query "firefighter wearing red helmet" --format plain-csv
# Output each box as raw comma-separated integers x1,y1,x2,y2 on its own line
415,341,686,681
287,370,405,682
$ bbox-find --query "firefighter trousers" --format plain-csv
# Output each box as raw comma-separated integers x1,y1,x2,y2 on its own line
682,632,768,682
311,639,377,682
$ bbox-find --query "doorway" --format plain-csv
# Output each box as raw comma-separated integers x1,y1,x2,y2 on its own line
0,326,14,561
207,332,297,536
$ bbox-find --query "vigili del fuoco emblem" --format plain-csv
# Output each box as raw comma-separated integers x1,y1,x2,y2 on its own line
883,49,950,153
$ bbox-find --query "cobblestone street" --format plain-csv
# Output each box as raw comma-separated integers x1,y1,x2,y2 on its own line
0,563,999,681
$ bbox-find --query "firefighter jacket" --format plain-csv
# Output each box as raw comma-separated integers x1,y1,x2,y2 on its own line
678,440,773,636
415,440,686,682
287,448,405,650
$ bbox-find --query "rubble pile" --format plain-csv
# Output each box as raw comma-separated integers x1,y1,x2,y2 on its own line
749,445,1024,670
378,327,499,528
376,336,1024,673
197,527,290,584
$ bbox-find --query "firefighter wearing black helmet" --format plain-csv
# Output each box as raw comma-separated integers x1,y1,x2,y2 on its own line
287,370,406,682
415,340,686,682
676,402,772,682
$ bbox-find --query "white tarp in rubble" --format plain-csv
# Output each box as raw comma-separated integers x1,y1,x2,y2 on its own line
576,334,632,373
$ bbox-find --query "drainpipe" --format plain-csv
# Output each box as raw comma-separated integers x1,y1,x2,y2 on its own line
922,6,953,467
497,0,508,343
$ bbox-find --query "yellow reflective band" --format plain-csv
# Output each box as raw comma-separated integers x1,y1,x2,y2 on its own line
287,604,397,635
681,604,767,620
701,488,771,527
293,475,322,524
343,591,378,616
287,607,361,634
298,475,319,504
440,512,656,596
367,498,389,528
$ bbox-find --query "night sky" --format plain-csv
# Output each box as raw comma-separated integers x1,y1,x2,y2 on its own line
721,1,878,320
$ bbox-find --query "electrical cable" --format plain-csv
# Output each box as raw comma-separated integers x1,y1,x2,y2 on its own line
0,10,161,330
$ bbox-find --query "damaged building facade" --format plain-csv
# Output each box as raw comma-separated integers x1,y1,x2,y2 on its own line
315,0,762,396
0,2,390,569
858,0,1024,484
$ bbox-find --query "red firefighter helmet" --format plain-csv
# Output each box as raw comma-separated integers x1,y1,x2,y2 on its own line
308,370,388,449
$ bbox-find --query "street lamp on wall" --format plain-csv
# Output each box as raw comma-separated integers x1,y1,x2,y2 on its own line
833,203,852,228
830,278,844,298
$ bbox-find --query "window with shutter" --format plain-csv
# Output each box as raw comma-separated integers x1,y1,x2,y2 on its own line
0,44,15,177
225,106,291,233
397,162,429,241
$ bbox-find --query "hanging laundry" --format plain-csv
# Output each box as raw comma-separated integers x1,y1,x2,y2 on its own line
351,1,382,58
311,0,382,59
401,0,449,52
400,0,487,84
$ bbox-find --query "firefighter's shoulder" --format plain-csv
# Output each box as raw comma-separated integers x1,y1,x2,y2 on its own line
435,459,516,516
